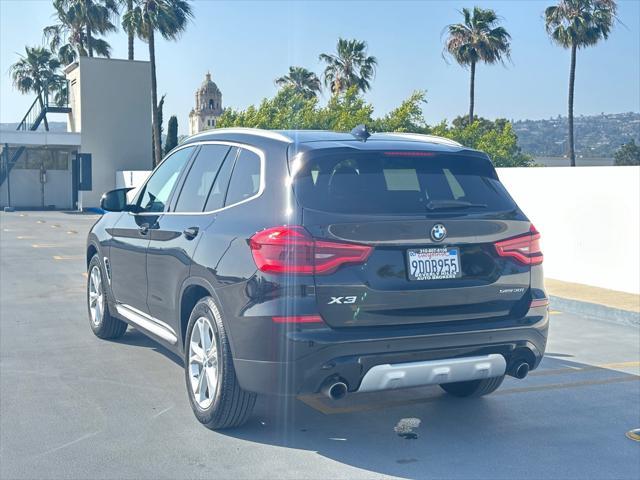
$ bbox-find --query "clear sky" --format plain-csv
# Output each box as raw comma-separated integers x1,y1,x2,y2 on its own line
1,0,639,135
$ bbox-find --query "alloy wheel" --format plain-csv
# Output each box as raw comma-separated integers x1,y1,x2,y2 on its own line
188,316,219,409
88,265,104,326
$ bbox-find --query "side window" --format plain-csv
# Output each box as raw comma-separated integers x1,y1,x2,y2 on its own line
174,144,231,212
204,147,238,211
137,147,194,213
224,149,261,206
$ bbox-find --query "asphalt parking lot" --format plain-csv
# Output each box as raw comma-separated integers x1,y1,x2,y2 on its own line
1,211,639,480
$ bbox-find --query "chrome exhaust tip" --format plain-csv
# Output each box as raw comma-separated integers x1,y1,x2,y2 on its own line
513,362,530,379
321,380,348,400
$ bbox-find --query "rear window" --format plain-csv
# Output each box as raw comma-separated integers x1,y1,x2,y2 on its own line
291,151,517,215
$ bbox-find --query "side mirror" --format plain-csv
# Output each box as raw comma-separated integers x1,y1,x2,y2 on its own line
100,188,134,212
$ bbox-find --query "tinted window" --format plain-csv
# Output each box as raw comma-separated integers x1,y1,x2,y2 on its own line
174,144,231,212
292,151,516,215
137,147,194,212
204,147,238,211
225,149,261,206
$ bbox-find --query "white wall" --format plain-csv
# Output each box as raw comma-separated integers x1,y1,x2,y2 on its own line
116,170,150,202
110,165,640,294
497,166,640,294
68,58,152,208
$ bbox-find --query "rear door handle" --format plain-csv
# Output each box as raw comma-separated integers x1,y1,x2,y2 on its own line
183,226,199,240
138,223,150,235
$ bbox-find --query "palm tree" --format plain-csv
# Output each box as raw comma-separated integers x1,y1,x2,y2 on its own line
124,0,192,164
10,46,65,104
545,0,617,166
10,46,62,96
319,38,377,95
44,0,117,65
126,0,134,59
444,7,511,125
275,67,322,99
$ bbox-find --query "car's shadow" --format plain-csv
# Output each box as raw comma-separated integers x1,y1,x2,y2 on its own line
215,355,638,479
117,327,184,366
114,330,638,479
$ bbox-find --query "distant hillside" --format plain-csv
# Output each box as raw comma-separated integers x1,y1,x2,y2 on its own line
513,112,640,158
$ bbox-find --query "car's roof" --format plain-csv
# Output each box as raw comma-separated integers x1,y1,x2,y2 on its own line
182,128,472,154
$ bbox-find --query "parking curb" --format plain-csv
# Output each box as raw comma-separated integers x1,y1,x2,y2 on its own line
550,295,640,328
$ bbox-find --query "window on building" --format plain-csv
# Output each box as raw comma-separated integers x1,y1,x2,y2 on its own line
209,99,214,109
224,149,261,206
136,147,194,213
174,144,231,212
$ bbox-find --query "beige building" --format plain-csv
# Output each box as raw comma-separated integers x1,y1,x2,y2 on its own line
188,72,223,135
1,57,152,209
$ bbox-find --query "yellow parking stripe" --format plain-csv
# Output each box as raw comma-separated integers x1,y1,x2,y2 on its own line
530,361,640,377
299,361,640,415
300,376,639,415
53,255,84,261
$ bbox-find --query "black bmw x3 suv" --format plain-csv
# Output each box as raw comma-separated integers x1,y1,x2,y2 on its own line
87,127,548,429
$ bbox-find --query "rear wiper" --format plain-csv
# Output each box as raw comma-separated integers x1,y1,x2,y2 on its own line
425,200,488,211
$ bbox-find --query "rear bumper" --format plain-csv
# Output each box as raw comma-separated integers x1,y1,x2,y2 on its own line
231,309,549,396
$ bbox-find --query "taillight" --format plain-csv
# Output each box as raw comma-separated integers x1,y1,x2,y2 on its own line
249,226,373,275
494,225,543,265
530,298,549,308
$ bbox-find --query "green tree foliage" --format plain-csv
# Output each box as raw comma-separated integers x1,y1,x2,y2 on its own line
372,91,428,133
44,0,118,65
216,88,531,167
444,7,511,124
431,117,533,167
614,140,640,166
275,66,321,99
319,38,377,95
545,0,617,166
10,46,66,105
164,115,178,154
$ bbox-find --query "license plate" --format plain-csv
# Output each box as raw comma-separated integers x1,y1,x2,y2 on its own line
407,247,461,281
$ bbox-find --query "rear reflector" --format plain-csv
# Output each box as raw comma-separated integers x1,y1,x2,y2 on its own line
271,315,324,324
250,226,372,275
494,225,543,265
530,298,549,308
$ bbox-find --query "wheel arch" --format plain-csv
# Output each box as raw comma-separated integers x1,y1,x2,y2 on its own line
86,242,99,268
178,277,224,353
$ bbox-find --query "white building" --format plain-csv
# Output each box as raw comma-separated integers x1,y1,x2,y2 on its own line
1,57,152,209
188,72,223,135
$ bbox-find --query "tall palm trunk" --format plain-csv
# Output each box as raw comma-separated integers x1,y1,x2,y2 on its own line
148,27,162,166
568,43,577,167
86,24,93,57
127,0,134,60
469,60,476,125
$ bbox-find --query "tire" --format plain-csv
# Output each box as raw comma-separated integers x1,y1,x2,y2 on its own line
87,254,127,339
439,375,505,398
184,296,256,430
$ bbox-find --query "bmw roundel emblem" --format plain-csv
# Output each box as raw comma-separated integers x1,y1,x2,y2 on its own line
431,224,447,242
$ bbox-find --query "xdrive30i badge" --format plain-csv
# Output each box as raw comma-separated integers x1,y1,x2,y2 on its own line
430,224,447,242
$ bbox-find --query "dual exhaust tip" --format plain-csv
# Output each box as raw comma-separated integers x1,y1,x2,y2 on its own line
322,360,530,400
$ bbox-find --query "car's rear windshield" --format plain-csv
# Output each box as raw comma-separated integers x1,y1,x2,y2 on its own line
291,150,517,215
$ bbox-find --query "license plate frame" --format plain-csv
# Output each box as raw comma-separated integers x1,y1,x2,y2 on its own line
406,247,462,281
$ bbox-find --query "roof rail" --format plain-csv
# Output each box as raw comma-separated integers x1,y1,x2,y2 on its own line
380,132,463,147
188,127,293,143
